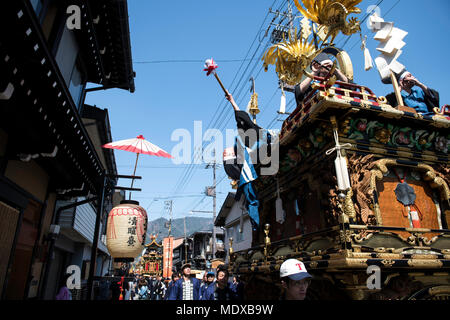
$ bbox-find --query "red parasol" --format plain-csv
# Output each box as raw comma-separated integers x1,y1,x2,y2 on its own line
103,135,173,199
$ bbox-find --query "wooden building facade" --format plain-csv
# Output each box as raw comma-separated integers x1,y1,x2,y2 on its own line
0,0,135,299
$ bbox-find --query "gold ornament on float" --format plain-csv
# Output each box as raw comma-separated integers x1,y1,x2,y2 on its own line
293,0,362,45
262,30,317,86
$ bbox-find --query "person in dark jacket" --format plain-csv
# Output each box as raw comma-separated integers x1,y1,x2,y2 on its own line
153,275,164,300
294,53,349,108
230,275,244,301
202,267,233,300
200,272,216,300
97,273,111,300
167,263,201,300
164,272,180,300
386,70,440,115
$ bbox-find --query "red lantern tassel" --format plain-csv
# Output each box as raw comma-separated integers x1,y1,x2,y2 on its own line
410,205,422,229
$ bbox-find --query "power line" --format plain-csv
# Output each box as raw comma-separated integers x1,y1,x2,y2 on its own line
181,0,291,196
117,165,204,169
336,0,384,49
170,0,287,196
135,59,258,64
346,0,402,54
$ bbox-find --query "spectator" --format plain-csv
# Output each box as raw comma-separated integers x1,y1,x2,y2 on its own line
230,275,244,301
165,272,180,300
279,259,312,300
97,273,111,300
168,263,201,300
200,272,216,300
55,273,72,300
123,280,131,301
199,272,208,300
110,276,122,300
203,267,233,301
153,275,165,300
137,279,150,300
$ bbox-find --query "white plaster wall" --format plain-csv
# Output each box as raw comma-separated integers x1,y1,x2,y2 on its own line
223,198,252,261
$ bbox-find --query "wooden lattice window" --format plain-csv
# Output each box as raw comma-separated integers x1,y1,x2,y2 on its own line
0,201,20,297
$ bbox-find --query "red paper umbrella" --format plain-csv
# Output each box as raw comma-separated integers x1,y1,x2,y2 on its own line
103,135,173,158
103,135,173,198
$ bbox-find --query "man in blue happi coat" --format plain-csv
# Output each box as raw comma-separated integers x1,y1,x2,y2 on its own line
167,263,201,300
386,70,440,115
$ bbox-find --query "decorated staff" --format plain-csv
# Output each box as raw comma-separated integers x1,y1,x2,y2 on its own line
203,58,228,95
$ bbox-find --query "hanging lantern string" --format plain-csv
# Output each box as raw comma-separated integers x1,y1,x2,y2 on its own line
326,129,352,157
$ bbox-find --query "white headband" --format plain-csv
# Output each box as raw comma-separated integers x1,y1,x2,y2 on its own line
320,59,333,66
399,71,410,82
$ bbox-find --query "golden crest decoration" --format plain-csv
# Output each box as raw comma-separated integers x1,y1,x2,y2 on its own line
262,30,317,86
293,0,362,45
262,0,361,86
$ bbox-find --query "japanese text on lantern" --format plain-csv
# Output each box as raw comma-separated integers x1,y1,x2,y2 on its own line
127,217,137,246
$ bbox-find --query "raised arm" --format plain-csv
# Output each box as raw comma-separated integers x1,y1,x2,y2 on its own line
225,90,240,111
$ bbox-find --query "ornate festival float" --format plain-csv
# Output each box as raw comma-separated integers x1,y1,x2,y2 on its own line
218,0,450,300
136,235,164,277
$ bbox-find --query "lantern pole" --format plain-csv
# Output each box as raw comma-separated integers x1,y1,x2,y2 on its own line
87,173,107,300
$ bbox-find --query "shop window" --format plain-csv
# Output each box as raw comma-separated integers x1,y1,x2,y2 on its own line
68,58,86,110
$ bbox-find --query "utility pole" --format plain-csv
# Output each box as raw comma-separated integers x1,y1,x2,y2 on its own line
267,1,301,44
184,216,188,263
287,0,294,39
205,155,217,260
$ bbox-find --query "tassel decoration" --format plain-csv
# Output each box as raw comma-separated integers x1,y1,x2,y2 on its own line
279,84,286,114
361,35,373,71
275,179,286,224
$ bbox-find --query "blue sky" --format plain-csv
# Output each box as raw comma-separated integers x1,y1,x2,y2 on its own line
85,0,450,224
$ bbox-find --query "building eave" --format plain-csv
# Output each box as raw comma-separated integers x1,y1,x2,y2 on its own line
84,0,136,92
0,1,105,196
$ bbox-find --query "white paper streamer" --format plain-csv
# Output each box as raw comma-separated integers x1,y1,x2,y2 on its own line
369,13,408,83
361,35,373,71
279,88,286,114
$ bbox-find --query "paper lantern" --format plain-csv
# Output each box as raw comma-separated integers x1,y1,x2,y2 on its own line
106,200,148,262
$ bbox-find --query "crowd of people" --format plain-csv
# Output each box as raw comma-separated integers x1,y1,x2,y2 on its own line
166,263,244,301
60,257,425,301
94,262,246,301
95,273,167,300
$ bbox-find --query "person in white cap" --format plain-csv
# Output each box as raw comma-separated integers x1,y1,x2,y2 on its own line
294,53,349,108
279,259,312,300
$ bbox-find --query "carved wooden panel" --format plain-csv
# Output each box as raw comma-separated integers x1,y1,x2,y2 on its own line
376,176,440,240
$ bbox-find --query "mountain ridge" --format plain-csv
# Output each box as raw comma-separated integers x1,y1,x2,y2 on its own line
145,216,214,244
